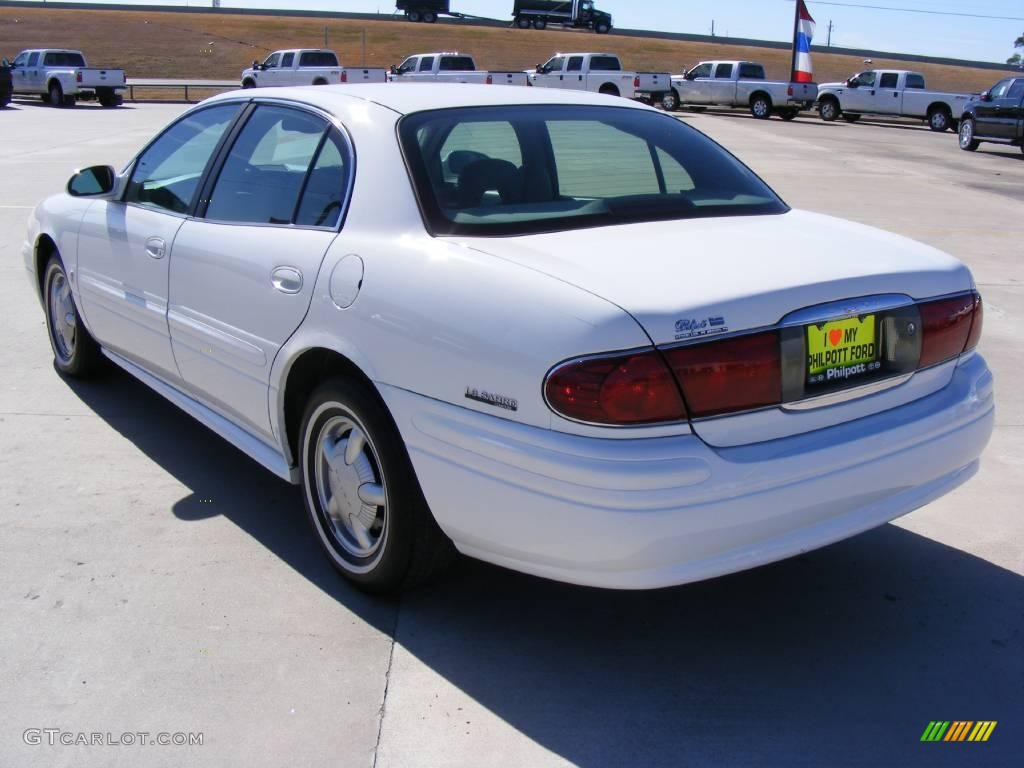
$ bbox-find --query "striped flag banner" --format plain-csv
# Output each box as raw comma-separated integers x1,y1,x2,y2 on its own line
791,0,816,83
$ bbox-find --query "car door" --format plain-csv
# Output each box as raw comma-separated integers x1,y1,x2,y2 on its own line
278,52,296,85
75,103,243,383
23,52,41,92
1009,80,1024,140
685,63,714,104
167,103,350,440
843,71,876,112
972,79,1010,138
562,56,585,90
711,63,735,105
874,71,901,115
417,55,437,81
258,52,282,86
534,56,564,89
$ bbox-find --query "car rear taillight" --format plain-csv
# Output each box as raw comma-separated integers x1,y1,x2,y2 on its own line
964,293,983,353
76,71,83,83
486,74,493,85
341,71,348,83
918,292,979,368
663,331,782,418
634,75,640,88
545,350,686,425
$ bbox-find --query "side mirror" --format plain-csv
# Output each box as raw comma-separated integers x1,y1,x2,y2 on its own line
846,78,858,88
1,58,9,68
685,71,697,81
390,64,397,74
67,165,116,197
980,90,992,102
252,60,259,70
536,64,547,73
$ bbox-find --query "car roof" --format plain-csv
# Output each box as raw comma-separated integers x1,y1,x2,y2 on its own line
203,83,652,116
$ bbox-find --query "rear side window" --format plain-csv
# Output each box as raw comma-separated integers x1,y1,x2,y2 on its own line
295,133,352,228
879,73,899,88
125,104,240,214
904,73,925,89
440,56,475,71
566,56,584,72
300,51,338,67
1009,80,1024,100
418,56,435,72
714,63,734,79
205,106,328,225
25,53,39,67
738,63,765,79
589,56,621,71
281,53,295,68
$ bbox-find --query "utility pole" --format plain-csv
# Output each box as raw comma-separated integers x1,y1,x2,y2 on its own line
711,19,715,37
827,19,834,47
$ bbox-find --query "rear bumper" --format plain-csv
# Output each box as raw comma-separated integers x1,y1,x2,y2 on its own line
381,354,994,589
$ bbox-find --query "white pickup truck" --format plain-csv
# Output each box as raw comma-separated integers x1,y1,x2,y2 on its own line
654,60,818,119
528,52,671,101
241,49,387,88
389,52,529,86
817,69,973,131
8,49,125,107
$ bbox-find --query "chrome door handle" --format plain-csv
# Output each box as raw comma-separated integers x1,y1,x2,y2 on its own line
271,266,303,294
145,237,166,259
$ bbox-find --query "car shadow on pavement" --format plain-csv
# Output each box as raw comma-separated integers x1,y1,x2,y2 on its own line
65,365,1022,768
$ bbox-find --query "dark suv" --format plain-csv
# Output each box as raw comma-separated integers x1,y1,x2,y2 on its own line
958,77,1024,154
0,59,12,108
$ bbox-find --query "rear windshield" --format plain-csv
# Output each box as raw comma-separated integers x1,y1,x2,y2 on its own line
399,105,787,237
43,52,86,67
299,51,338,67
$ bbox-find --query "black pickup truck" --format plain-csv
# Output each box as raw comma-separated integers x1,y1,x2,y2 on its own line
0,59,12,107
958,76,1024,154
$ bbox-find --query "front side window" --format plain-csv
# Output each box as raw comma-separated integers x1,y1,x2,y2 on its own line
418,56,435,73
689,63,713,79
400,105,787,237
300,51,338,67
205,106,331,226
852,71,876,87
542,56,564,73
589,56,621,71
125,104,240,214
990,79,1012,99
12,52,28,67
263,53,281,69
714,63,734,79
879,73,899,88
905,74,925,89
396,57,417,75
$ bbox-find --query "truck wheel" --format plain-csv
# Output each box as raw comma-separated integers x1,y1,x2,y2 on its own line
423,11,437,23
595,22,610,34
819,98,840,121
660,90,679,112
533,19,547,30
958,118,980,151
242,78,256,89
928,107,952,132
842,113,861,123
48,81,67,108
407,10,421,22
98,94,122,108
312,78,328,86
598,84,619,97
780,108,798,121
516,16,531,29
750,94,772,120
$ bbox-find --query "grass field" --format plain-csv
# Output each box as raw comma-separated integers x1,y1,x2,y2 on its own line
0,6,1016,93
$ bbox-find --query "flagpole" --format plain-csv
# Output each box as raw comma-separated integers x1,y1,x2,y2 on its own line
790,0,801,82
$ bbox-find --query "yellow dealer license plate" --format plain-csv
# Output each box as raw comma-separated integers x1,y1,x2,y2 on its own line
806,315,880,384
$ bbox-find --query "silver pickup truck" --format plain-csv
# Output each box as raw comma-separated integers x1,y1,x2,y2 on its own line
9,49,125,107
817,69,974,132
390,52,529,86
654,60,818,119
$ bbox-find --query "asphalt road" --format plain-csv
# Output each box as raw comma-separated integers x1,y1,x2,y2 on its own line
0,98,1020,768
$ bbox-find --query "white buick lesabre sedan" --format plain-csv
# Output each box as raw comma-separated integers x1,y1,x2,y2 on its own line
24,85,993,593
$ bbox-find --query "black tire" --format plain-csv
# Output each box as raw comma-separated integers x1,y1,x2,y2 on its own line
299,377,453,594
407,10,421,22
98,90,122,108
958,118,980,151
533,19,547,30
842,113,861,123
660,89,679,112
819,98,840,122
423,11,437,23
312,78,327,86
780,108,798,121
42,254,101,378
598,83,619,97
242,78,256,89
516,16,531,29
595,22,610,34
0,93,10,108
750,94,772,120
928,107,952,132
48,81,65,108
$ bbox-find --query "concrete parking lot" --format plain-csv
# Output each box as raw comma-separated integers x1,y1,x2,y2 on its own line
0,98,1020,768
